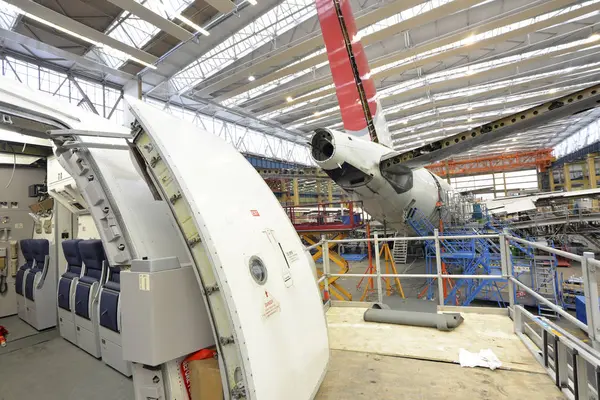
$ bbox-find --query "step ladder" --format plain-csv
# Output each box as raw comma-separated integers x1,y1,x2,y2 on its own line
533,256,559,318
393,240,408,265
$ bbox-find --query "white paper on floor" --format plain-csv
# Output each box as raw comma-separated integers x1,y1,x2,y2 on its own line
458,348,502,370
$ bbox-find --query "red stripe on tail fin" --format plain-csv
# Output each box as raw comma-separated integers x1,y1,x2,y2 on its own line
316,0,391,147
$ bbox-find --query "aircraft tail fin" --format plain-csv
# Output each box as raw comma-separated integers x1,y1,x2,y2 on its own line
315,0,392,147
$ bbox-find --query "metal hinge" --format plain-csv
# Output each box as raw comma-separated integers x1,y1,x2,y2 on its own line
219,336,235,346
188,237,201,247
150,155,162,168
205,284,220,295
169,192,182,204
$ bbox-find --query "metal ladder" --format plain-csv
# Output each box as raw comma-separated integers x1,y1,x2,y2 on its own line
533,256,559,318
392,240,408,265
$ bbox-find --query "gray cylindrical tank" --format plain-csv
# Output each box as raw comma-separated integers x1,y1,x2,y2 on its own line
363,304,464,331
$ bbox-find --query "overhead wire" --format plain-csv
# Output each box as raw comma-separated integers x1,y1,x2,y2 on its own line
3,142,20,189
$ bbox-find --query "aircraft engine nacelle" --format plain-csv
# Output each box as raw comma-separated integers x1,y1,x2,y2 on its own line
310,128,452,231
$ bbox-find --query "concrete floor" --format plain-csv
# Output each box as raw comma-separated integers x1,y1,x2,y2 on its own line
0,323,133,400
0,255,591,399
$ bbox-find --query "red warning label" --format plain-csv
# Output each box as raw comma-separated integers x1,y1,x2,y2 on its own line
263,290,280,318
251,210,260,216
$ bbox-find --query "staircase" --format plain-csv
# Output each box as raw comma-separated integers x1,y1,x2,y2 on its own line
533,256,559,318
393,240,408,265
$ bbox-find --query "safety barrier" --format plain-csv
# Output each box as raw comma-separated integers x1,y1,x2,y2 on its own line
309,231,600,399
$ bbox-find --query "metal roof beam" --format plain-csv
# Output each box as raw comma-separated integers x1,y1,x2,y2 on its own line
0,28,134,84
203,0,235,14
3,0,158,65
198,0,428,98
241,0,588,114
104,0,194,42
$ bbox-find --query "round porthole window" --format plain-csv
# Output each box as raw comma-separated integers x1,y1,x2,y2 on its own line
249,256,268,285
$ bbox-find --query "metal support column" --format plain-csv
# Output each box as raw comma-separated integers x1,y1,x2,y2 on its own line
502,173,508,197
280,179,288,204
582,252,600,350
434,229,444,306
564,163,572,192
549,167,556,191
292,178,300,206
316,180,322,203
322,235,330,303
374,233,383,304
500,231,515,308
588,155,597,189
327,181,333,203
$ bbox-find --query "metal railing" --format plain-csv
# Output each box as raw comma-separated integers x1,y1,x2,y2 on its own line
310,230,600,399
312,229,600,341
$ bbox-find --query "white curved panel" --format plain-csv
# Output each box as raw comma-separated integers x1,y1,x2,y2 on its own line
128,99,329,400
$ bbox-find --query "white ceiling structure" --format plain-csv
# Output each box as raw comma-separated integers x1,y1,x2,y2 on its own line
0,0,598,160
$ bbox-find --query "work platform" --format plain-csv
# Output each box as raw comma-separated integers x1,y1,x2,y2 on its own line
316,304,566,400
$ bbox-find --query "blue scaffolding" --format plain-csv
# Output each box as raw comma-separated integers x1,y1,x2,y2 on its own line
405,207,560,309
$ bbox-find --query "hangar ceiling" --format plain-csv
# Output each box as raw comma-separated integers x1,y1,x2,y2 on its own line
0,0,598,157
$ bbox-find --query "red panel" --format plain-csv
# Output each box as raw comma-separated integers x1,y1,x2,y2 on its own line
315,0,377,133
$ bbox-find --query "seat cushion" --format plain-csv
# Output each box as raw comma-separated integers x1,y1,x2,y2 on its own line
99,289,120,332
61,271,80,280
79,275,100,285
104,281,120,292
15,269,26,296
57,277,73,311
24,269,41,301
74,283,92,320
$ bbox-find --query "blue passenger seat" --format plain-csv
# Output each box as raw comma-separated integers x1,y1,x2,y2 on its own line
75,240,106,320
57,239,83,311
15,239,34,296
24,240,49,301
99,267,121,333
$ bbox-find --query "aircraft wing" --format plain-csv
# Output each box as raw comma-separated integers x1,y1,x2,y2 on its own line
485,187,600,214
381,84,600,170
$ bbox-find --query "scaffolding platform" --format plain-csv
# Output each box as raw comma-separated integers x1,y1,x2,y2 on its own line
316,304,565,400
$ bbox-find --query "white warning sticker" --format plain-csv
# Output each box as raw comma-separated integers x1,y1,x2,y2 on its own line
139,274,150,291
263,290,281,319
285,250,299,264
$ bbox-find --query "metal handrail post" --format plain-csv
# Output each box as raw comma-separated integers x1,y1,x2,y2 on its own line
322,235,330,301
582,252,600,350
502,228,515,308
434,229,444,307
374,233,383,304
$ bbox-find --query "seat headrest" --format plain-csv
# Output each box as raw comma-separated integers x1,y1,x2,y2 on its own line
78,240,106,271
62,239,83,267
19,239,33,261
31,239,49,265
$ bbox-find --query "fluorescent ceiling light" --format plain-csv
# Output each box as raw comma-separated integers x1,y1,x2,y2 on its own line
463,35,477,45
247,0,257,5
25,13,95,46
24,12,157,69
174,15,210,36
